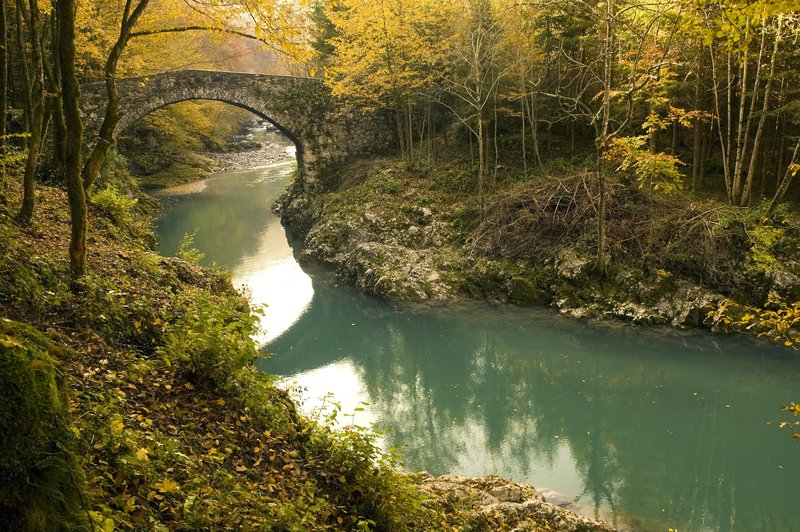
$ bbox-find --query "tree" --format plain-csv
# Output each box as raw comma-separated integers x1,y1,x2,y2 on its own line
325,0,451,164
16,0,46,225
534,0,683,270
0,0,7,205
443,0,509,207
56,0,86,278
699,1,796,205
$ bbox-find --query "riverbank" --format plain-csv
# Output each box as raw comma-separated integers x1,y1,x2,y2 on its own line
0,170,614,529
278,151,800,345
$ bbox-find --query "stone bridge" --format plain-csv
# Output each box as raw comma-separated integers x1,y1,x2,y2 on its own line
80,70,393,191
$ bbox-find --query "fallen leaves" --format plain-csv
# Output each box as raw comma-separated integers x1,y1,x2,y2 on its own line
155,477,180,494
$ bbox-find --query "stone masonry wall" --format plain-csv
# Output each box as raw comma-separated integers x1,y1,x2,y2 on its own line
80,70,395,192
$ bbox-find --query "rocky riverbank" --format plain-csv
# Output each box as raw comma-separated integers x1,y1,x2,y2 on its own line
414,474,615,531
277,158,736,329
210,120,296,172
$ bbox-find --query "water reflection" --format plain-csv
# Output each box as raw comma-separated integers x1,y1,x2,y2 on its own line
156,131,312,343
264,272,800,531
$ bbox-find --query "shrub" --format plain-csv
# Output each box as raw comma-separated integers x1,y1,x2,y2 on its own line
159,293,260,392
90,185,139,225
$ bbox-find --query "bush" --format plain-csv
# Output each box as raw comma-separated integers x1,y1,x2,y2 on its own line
0,320,85,531
90,185,138,225
159,293,260,392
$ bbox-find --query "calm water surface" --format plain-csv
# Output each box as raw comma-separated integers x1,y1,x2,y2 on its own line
156,136,800,531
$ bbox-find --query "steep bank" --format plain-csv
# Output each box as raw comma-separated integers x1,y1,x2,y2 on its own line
278,154,800,337
0,172,613,530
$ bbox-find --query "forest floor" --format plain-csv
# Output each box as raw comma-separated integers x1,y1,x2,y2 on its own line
0,174,615,530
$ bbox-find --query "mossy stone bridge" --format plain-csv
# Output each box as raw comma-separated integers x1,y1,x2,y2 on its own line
80,70,393,190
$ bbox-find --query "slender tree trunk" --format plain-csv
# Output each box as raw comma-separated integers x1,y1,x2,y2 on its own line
0,0,7,204
767,139,800,217
775,115,785,190
594,0,614,273
395,106,406,160
528,91,542,166
691,49,703,192
730,31,752,203
742,18,782,205
82,0,150,196
406,100,413,164
492,93,498,187
47,12,66,172
14,4,30,134
56,0,86,277
477,114,485,211
699,122,708,188
17,0,45,225
520,76,527,178
709,44,731,201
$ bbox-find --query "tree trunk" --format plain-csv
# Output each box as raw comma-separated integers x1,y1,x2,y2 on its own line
594,0,614,273
742,17,782,206
56,0,86,277
82,0,150,195
0,0,7,204
17,0,45,225
46,13,66,172
477,114,485,211
766,139,800,217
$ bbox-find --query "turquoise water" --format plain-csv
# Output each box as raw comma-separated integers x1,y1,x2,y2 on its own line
156,149,800,531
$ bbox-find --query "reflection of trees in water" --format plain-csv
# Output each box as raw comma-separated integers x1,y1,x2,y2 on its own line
157,164,295,269
266,279,800,531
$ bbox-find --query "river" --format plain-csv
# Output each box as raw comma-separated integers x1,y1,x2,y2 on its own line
155,128,800,531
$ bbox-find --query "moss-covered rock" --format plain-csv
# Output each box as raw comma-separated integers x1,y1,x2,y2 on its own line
0,319,85,531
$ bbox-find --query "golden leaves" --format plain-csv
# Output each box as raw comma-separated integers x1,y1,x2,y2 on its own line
155,477,180,494
110,418,125,435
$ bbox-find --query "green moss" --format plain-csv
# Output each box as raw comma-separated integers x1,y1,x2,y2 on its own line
0,319,85,531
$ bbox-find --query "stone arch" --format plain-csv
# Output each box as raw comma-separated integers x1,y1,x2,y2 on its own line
116,96,306,170
80,70,394,192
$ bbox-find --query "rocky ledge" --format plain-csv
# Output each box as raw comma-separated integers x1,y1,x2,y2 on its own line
414,474,615,531
278,178,725,329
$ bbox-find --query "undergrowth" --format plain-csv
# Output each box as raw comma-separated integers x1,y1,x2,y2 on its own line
0,165,446,530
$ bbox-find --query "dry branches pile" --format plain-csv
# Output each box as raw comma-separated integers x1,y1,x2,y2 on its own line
469,173,793,295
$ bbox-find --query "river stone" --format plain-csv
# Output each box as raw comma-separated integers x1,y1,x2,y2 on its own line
771,267,800,300
414,474,615,531
555,248,592,280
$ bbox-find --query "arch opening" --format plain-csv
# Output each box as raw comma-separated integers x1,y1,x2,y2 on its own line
115,99,300,190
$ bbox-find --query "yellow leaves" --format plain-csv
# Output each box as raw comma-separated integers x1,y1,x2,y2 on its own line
110,418,125,435
135,447,150,461
326,0,453,105
155,477,180,494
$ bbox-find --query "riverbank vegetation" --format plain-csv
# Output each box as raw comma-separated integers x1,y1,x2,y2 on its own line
0,176,458,530
2,0,800,529
300,0,800,352
0,0,617,529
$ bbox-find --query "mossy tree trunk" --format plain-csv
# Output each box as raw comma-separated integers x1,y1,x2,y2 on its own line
16,0,46,226
56,0,85,277
0,0,7,205
81,0,151,197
